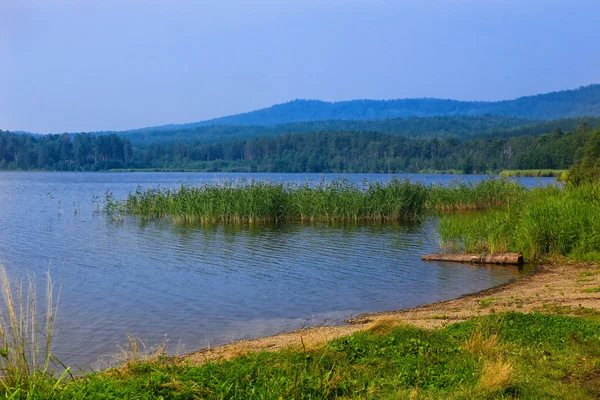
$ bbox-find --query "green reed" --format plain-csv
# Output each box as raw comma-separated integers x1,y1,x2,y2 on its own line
426,178,526,211
113,178,430,224
107,178,524,224
499,169,568,178
438,182,600,261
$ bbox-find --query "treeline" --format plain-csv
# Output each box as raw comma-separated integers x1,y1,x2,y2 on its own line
0,124,595,173
0,131,132,170
139,124,591,173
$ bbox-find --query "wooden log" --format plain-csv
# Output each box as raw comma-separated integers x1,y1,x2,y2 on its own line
421,253,524,265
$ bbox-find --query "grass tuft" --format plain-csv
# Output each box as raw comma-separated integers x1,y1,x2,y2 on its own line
463,331,500,359
476,359,514,394
0,264,66,399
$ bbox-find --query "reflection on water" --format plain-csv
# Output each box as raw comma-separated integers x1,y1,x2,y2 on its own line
0,172,552,368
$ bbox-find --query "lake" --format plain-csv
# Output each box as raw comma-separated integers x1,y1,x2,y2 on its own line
0,172,556,369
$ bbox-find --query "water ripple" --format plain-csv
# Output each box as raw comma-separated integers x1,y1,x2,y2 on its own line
0,172,540,367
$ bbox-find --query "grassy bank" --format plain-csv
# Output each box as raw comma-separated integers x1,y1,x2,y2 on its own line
106,178,524,224
38,312,600,399
438,182,600,261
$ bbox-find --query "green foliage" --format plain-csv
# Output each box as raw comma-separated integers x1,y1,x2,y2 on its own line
438,182,600,260
568,127,600,185
119,122,599,174
0,131,131,171
41,313,600,399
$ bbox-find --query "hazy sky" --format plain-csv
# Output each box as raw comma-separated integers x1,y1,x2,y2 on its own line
2,0,599,133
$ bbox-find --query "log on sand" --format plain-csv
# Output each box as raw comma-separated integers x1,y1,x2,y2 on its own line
421,253,524,265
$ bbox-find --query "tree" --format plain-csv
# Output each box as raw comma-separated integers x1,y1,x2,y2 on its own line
462,156,474,174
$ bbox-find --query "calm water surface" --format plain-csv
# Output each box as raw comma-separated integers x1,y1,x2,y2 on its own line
0,172,556,368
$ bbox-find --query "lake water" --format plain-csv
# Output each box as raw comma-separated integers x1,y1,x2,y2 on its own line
0,172,557,369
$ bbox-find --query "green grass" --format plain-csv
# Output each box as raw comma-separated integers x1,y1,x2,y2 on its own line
106,178,524,224
479,296,502,308
438,182,600,261
38,313,600,399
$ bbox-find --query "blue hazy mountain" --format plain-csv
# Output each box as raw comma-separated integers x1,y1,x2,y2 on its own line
127,84,600,133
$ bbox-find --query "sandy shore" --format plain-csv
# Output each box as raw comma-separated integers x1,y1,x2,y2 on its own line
184,261,600,365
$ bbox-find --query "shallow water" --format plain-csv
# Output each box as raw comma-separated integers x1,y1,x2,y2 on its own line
0,172,556,368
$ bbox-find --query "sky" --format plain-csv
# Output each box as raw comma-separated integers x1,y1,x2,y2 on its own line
1,0,600,133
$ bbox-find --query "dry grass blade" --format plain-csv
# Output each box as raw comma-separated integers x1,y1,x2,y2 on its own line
476,359,514,395
0,264,61,396
463,331,500,359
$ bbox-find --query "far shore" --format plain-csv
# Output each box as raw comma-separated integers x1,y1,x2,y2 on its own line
0,169,470,174
182,261,600,365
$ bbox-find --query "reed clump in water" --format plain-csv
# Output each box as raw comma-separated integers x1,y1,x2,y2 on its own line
109,178,522,224
112,178,431,224
438,182,600,261
499,169,568,179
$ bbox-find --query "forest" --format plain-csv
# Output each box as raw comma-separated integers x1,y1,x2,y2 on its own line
0,121,596,173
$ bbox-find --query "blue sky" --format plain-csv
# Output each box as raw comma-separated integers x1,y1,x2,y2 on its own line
1,0,599,133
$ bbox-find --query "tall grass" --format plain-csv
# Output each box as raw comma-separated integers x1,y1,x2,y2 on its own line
0,265,67,399
500,169,569,182
110,178,430,223
438,182,600,261
108,178,521,224
499,169,567,178
426,178,525,211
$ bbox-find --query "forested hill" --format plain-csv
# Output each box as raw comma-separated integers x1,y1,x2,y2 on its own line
126,84,600,133
117,116,600,146
118,115,533,145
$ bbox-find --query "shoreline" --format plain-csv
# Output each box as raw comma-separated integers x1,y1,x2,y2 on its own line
183,261,600,365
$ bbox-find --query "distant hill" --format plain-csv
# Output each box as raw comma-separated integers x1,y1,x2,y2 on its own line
117,116,600,146
127,84,600,133
118,115,534,145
